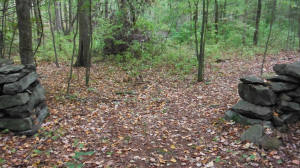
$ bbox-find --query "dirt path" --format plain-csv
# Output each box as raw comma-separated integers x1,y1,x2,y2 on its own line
0,52,300,167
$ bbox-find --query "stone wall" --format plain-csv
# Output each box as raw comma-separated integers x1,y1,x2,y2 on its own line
225,62,300,130
0,61,48,135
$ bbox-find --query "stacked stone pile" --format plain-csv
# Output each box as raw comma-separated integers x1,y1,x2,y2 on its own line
0,62,48,135
225,62,300,129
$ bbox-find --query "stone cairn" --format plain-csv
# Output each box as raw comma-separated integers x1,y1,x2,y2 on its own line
0,61,48,135
225,61,300,130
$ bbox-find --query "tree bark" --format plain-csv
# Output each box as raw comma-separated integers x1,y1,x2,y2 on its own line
242,0,248,45
105,0,109,19
48,0,60,67
298,13,300,51
54,0,63,31
214,0,219,38
253,0,262,46
198,0,207,82
75,0,91,67
15,0,34,65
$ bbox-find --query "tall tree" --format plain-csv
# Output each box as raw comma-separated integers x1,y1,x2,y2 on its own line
214,0,219,38
15,0,34,65
253,0,262,46
198,0,207,82
75,0,91,67
54,0,63,31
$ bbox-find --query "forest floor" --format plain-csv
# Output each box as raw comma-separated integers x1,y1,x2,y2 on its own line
1,51,300,168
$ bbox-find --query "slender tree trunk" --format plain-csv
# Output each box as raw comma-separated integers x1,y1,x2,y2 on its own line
192,0,200,62
261,0,276,76
0,31,3,58
67,15,79,95
33,0,42,41
54,0,63,31
105,0,109,19
59,1,65,33
64,0,69,33
86,0,92,86
69,0,73,31
48,1,60,67
214,0,219,38
242,0,248,45
8,25,17,60
75,0,91,67
198,0,207,82
253,0,262,46
1,0,8,58
16,0,34,65
298,14,300,51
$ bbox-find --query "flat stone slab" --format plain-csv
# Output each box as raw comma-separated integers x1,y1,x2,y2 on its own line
286,88,300,98
0,117,33,132
240,75,265,85
0,64,24,74
0,93,30,109
3,72,38,94
238,83,276,106
270,82,298,93
225,110,263,125
5,105,32,118
267,75,299,84
280,101,300,112
0,69,30,84
273,62,300,79
280,112,300,124
232,100,273,120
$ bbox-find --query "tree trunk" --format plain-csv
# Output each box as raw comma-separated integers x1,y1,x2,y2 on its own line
33,0,42,43
16,0,34,65
1,0,8,58
64,0,69,33
48,0,60,67
298,14,300,51
214,0,219,38
242,0,248,45
69,0,73,31
59,1,65,33
75,0,91,67
198,0,207,82
105,0,109,19
253,0,262,46
0,31,3,58
54,0,63,31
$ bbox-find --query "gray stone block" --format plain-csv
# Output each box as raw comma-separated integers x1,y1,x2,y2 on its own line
0,64,24,74
0,93,30,109
3,72,38,94
232,100,273,120
238,83,276,106
267,75,299,84
270,82,298,93
240,75,265,85
273,62,300,79
0,117,33,131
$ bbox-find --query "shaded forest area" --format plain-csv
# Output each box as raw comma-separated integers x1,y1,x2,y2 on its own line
0,0,300,167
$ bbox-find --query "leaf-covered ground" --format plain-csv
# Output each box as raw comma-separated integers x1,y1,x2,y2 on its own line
1,52,300,168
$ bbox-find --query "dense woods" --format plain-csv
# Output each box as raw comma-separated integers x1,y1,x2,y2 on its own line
0,0,299,81
0,0,300,167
